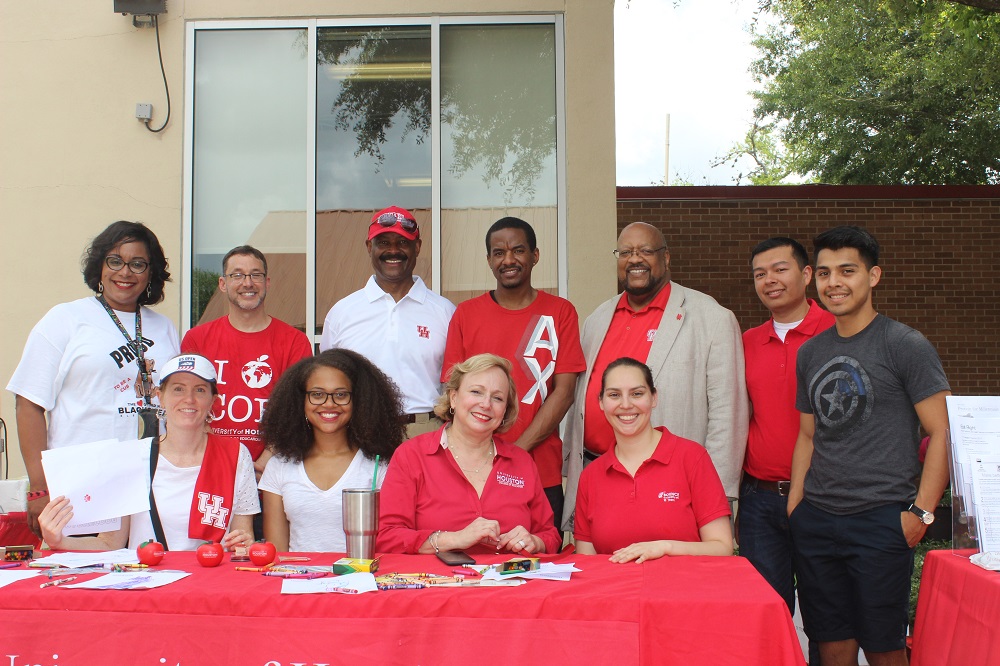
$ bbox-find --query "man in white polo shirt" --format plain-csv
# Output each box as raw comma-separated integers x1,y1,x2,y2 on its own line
320,206,456,437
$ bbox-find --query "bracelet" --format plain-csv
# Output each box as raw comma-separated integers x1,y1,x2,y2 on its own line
27,490,49,501
430,530,442,554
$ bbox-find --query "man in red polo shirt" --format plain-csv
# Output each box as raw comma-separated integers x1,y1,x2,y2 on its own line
563,222,748,531
739,237,834,661
443,217,585,527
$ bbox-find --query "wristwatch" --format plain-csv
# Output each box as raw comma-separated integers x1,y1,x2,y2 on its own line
907,503,935,525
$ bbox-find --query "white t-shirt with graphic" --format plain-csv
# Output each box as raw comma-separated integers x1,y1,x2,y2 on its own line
259,450,388,552
7,297,180,449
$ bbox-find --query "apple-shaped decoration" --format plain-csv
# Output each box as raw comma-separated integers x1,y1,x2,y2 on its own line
196,541,225,567
249,540,277,566
136,539,165,566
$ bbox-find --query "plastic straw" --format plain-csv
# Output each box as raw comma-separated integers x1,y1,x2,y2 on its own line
371,454,381,491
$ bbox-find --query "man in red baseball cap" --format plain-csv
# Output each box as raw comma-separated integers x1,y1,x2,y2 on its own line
321,206,456,438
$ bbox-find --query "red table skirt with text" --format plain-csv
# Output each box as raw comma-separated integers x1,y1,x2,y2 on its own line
0,552,804,666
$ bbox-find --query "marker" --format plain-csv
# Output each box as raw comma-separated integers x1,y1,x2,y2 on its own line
40,576,77,588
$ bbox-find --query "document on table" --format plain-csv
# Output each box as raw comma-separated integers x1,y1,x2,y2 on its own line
41,437,152,535
481,562,582,581
0,570,39,588
65,571,190,590
31,548,140,569
281,572,378,594
945,396,1000,523
969,455,1000,553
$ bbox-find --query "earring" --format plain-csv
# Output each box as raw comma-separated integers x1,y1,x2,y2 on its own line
98,282,104,293
147,284,152,299
448,406,455,417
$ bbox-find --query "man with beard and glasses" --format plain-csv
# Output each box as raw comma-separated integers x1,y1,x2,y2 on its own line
320,206,456,438
182,245,313,482
562,222,748,533
442,217,585,527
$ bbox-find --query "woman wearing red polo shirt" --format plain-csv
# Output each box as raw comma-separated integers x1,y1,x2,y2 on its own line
378,353,561,555
574,357,733,562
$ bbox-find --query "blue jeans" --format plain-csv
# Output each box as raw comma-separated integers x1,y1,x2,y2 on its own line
738,476,796,613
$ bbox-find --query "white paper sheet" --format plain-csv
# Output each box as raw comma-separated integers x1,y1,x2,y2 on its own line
41,438,152,534
0,570,40,588
65,571,190,590
281,572,378,594
970,455,1000,553
31,548,140,569
945,396,1000,525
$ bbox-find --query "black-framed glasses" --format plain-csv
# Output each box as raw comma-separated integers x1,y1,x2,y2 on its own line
612,246,667,260
374,212,418,233
105,256,150,274
225,272,267,284
306,390,353,406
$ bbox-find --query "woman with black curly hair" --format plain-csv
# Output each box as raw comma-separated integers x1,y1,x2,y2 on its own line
8,220,179,537
259,348,405,552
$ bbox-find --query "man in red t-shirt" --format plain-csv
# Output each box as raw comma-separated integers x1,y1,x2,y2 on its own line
741,237,834,664
443,217,585,526
182,245,313,479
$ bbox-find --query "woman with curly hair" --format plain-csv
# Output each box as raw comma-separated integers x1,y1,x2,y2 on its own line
259,348,405,552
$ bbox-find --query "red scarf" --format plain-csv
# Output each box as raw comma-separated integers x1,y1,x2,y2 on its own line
187,434,240,542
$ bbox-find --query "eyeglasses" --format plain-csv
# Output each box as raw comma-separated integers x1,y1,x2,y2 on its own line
225,272,267,284
612,246,667,260
306,390,353,406
374,212,418,233
105,256,150,274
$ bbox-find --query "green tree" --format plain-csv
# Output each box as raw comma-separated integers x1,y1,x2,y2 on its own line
741,0,1000,184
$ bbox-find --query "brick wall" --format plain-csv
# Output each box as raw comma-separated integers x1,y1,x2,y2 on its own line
616,185,1000,396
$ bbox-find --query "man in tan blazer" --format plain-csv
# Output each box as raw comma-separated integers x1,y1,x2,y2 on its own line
562,222,748,531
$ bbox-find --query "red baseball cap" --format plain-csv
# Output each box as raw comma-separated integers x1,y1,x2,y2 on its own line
368,206,420,241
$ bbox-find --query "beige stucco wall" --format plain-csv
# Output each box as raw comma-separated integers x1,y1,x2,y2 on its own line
0,0,616,478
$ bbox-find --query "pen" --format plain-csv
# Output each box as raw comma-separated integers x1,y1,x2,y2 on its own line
40,576,77,588
0,562,22,570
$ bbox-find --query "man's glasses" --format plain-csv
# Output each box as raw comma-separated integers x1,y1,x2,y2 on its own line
106,256,150,274
306,390,353,406
225,272,267,284
612,246,667,260
374,212,418,233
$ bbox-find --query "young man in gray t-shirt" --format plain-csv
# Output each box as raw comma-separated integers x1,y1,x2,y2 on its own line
787,226,950,666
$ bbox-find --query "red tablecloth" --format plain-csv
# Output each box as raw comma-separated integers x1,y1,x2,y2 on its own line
912,549,1000,666
0,552,804,665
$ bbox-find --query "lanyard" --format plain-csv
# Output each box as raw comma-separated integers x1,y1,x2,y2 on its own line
96,294,153,399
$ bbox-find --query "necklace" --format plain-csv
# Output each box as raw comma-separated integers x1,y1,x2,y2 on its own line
450,442,495,474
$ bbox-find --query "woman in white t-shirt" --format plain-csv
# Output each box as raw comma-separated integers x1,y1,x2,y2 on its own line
39,354,259,551
7,221,180,536
259,349,406,552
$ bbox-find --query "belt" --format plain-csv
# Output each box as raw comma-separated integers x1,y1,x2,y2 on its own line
745,474,791,497
400,411,437,425
583,449,602,462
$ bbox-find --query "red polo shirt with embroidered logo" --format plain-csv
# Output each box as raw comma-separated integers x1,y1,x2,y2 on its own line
574,426,730,554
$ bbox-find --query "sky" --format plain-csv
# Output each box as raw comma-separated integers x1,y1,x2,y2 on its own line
615,0,761,186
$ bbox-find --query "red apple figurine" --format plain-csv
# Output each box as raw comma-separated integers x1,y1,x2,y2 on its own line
136,539,165,566
249,540,277,566
196,541,224,567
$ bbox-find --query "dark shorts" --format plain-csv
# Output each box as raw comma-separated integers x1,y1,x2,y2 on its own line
789,500,914,653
